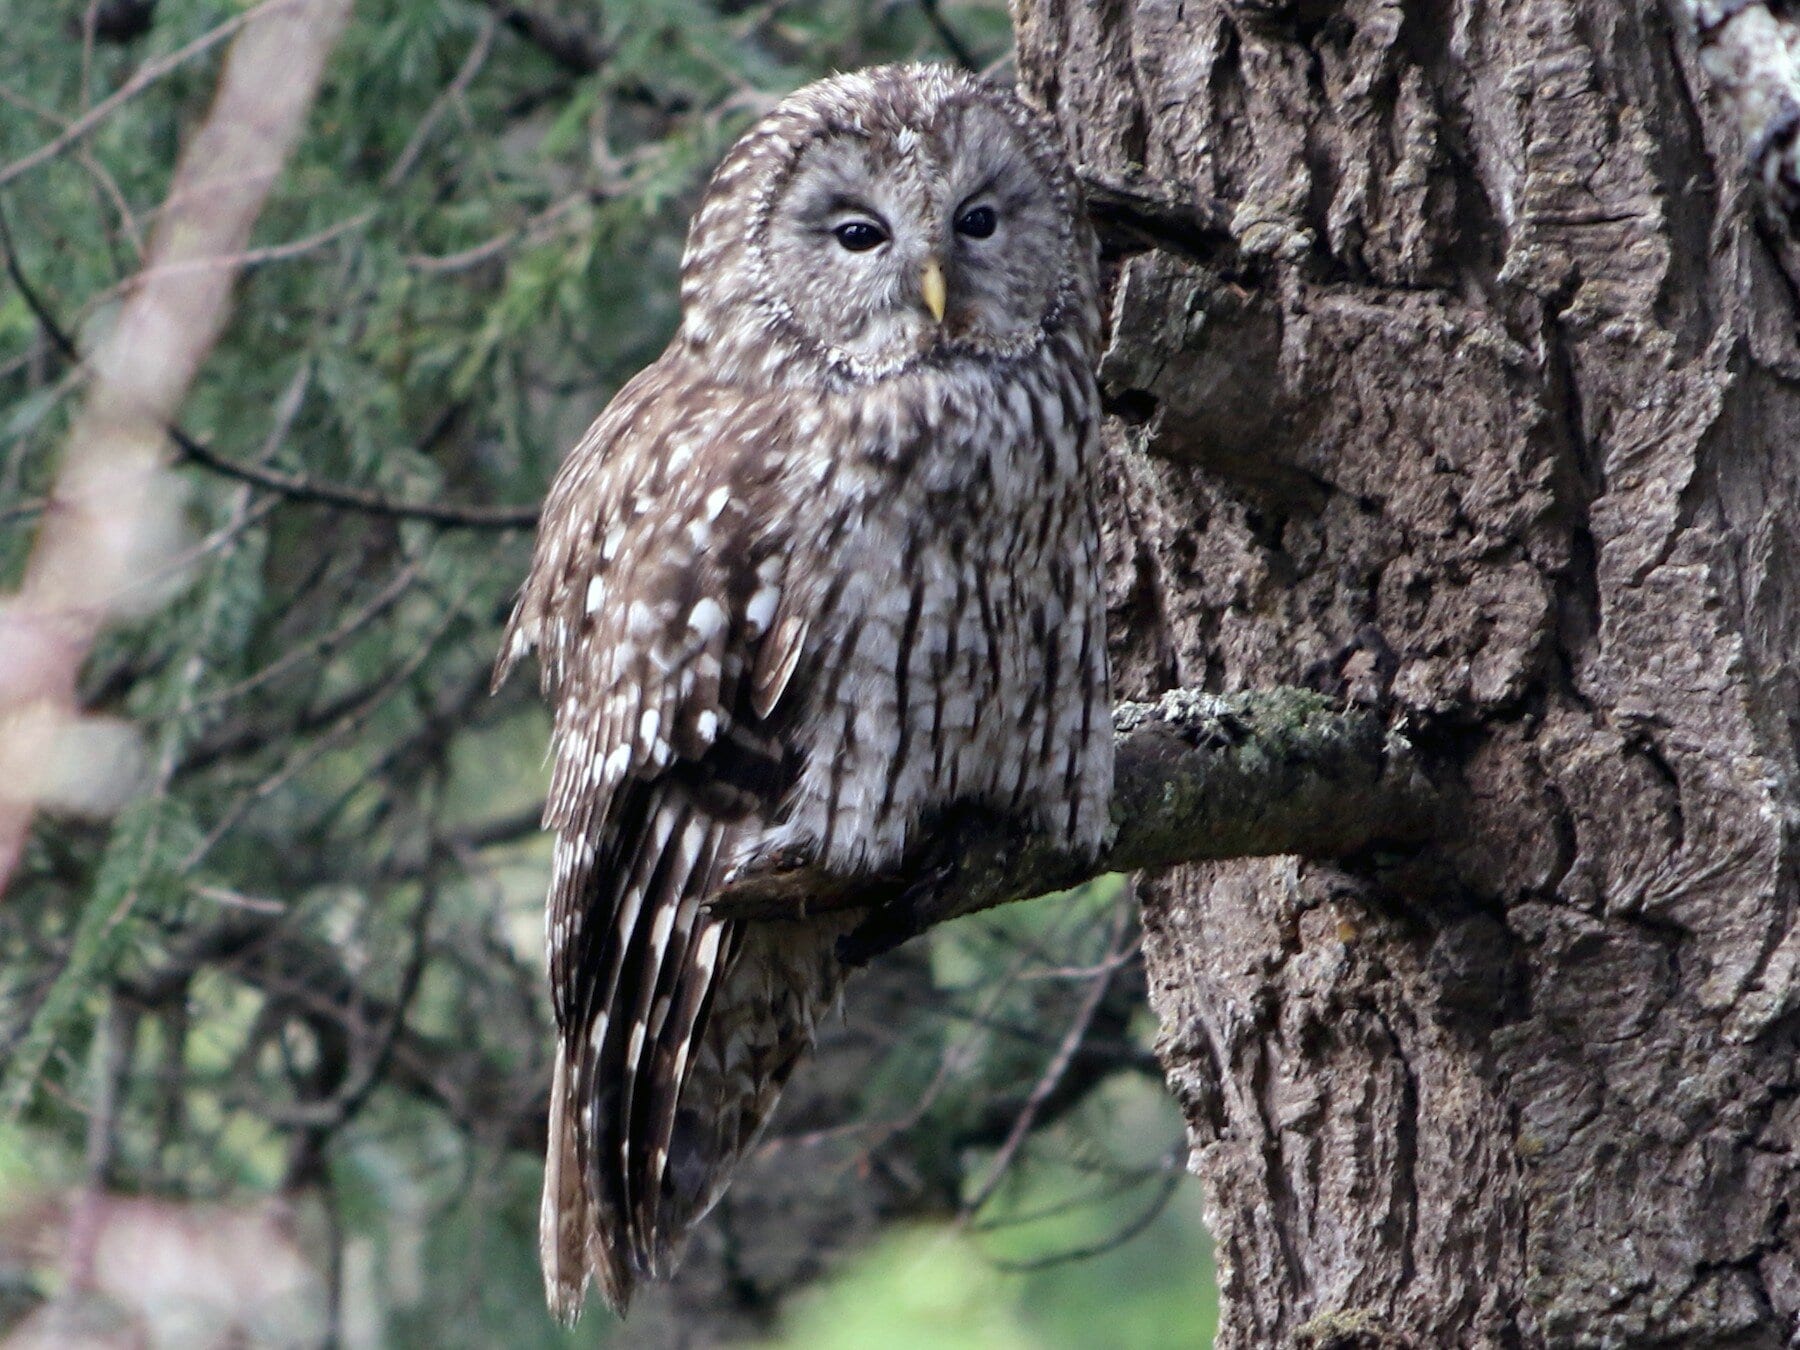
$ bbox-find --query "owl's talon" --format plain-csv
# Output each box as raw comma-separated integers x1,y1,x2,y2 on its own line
722,839,816,888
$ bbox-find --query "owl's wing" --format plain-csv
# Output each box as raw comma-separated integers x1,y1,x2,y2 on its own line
495,362,822,1318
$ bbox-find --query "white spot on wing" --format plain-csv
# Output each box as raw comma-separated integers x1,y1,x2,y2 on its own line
688,596,727,641
694,922,723,977
649,902,677,964
745,585,778,636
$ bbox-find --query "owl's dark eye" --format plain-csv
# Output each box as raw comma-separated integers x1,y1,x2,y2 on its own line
832,220,888,252
955,205,997,239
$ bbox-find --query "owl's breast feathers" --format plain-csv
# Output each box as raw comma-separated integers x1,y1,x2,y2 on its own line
496,332,1109,1318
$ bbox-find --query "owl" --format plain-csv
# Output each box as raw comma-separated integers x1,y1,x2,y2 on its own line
495,63,1112,1321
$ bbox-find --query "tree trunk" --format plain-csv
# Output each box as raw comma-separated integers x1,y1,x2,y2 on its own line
1017,2,1800,1344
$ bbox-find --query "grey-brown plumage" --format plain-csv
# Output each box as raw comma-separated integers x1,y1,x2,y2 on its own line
494,63,1111,1320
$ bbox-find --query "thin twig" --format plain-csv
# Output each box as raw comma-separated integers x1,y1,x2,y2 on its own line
131,210,376,278
0,83,147,258
0,0,305,191
0,208,539,531
271,828,441,1130
985,1170,1185,1273
2,153,535,538
918,0,980,72
1013,933,1145,982
960,905,1131,1216
178,597,465,872
193,885,288,914
167,426,540,529
968,1147,1183,1233
402,189,590,272
385,16,500,188
191,557,427,710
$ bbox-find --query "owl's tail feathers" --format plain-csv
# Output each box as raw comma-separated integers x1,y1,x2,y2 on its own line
539,904,853,1322
640,914,855,1244
540,1042,633,1322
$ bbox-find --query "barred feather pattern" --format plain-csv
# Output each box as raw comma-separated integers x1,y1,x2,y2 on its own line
495,64,1111,1321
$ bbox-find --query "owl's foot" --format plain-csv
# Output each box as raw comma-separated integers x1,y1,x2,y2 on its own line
720,833,817,889
710,834,839,921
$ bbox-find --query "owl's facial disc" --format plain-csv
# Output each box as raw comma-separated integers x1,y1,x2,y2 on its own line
757,99,1068,377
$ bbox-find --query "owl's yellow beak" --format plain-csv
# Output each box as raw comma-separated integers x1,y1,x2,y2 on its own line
920,258,947,324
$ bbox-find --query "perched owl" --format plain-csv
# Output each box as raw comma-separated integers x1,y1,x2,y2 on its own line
495,63,1111,1320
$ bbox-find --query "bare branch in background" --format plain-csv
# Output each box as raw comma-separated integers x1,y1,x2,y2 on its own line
960,902,1134,1216
166,428,541,529
0,0,354,891
918,0,980,72
385,15,501,189
122,912,552,1155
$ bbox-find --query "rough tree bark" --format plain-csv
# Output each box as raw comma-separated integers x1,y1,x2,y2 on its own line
1014,2,1800,1345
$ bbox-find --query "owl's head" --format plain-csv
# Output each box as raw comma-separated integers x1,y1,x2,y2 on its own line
678,64,1096,383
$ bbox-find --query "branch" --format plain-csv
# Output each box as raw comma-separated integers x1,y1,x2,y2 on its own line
959,905,1132,1214
0,215,539,532
113,689,1427,1154
917,0,980,72
708,688,1438,941
0,0,295,191
167,426,540,529
122,913,550,1153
